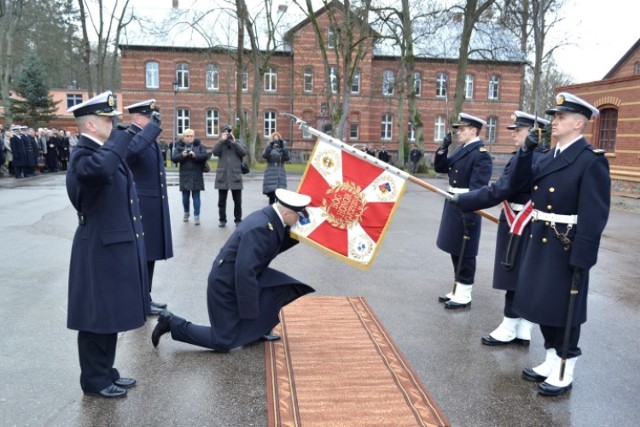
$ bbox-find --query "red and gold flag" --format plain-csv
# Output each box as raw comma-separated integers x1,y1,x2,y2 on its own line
292,136,407,269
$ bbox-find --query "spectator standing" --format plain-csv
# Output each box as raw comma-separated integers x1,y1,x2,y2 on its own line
409,143,423,174
262,131,290,204
10,126,27,178
378,145,391,163
171,128,210,225
58,130,70,171
45,129,59,172
212,124,247,227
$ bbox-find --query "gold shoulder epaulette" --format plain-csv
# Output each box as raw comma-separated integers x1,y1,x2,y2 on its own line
591,148,606,155
478,147,488,152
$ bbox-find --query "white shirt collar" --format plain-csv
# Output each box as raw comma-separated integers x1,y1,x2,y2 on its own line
81,133,104,146
555,135,582,154
272,204,286,227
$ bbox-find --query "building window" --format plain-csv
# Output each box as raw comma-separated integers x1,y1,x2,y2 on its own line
383,70,395,96
327,26,337,49
236,66,249,92
206,109,220,137
635,62,640,75
486,116,497,143
414,71,422,96
434,115,446,141
436,72,447,98
66,94,83,109
145,61,159,89
302,111,314,139
264,111,277,136
381,114,393,140
303,66,313,93
351,68,360,94
488,75,500,100
206,64,219,91
329,66,339,93
464,74,474,99
350,123,359,140
177,109,190,135
598,108,618,151
264,67,277,92
176,63,189,89
408,122,415,141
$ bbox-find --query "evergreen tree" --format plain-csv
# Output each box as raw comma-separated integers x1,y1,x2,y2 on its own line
10,51,60,124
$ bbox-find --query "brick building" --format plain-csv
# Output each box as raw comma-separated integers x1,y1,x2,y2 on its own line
118,1,525,165
556,37,640,196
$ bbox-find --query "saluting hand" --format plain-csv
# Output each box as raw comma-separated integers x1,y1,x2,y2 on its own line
442,132,452,149
522,129,541,153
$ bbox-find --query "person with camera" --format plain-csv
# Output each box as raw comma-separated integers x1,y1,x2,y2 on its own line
262,131,291,205
171,128,210,225
213,124,248,227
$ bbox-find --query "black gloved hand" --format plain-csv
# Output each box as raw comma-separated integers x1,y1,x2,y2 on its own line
522,128,540,153
150,111,162,127
116,123,138,135
442,132,452,149
448,193,460,205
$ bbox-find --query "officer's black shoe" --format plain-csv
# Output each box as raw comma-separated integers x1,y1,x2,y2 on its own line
150,301,167,309
84,384,127,398
152,310,173,347
218,221,227,228
521,367,547,382
538,381,572,397
114,377,136,388
437,295,450,303
444,300,471,309
481,335,513,346
259,333,281,342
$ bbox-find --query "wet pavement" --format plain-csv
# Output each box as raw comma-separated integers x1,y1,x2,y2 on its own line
1,170,638,427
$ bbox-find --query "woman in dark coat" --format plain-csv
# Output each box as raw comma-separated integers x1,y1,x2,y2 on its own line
262,131,290,204
171,128,210,225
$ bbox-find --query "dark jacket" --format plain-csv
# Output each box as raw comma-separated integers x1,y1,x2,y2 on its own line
212,136,247,190
434,139,493,256
126,123,173,261
65,124,161,333
171,138,210,192
262,141,290,195
204,206,314,351
509,139,610,327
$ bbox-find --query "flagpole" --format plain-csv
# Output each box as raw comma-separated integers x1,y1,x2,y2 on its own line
281,113,498,224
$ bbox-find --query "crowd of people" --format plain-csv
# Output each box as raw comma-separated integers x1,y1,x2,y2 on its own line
1,124,77,177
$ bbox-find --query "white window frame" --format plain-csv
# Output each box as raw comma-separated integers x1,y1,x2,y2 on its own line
351,68,361,94
350,123,359,140
434,115,446,141
329,66,339,94
177,109,190,135
408,122,415,141
206,109,220,137
206,64,219,91
146,61,159,89
66,94,83,109
383,70,395,96
304,66,313,93
464,74,474,99
328,26,337,49
264,67,277,92
264,111,277,137
176,63,189,89
436,72,447,98
381,114,393,140
488,75,500,100
414,71,422,97
486,117,497,143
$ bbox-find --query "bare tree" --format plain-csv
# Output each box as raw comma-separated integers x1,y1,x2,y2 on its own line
0,0,27,125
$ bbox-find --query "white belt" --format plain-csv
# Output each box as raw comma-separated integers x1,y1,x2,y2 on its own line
509,202,526,212
532,210,578,225
447,186,469,194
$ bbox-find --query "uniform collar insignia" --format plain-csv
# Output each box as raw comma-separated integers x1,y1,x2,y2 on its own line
268,222,274,231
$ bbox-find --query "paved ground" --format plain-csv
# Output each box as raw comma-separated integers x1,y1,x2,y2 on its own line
1,170,639,427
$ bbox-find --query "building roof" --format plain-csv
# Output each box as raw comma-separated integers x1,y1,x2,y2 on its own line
603,37,640,80
119,0,524,64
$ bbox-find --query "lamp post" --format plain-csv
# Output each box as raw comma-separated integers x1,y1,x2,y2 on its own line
172,80,179,149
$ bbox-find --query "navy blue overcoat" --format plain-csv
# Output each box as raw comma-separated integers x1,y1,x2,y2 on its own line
434,140,492,256
509,138,610,327
206,206,314,351
66,125,160,333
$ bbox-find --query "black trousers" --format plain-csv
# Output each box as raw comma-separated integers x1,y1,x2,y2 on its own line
503,290,517,317
218,189,242,223
147,260,156,293
450,255,476,284
540,324,582,359
77,331,120,393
